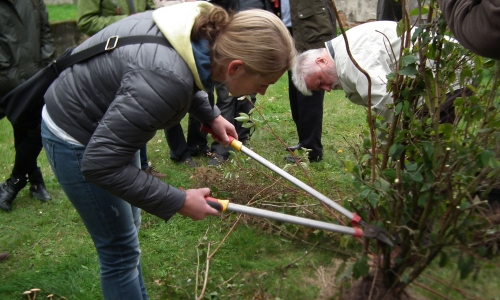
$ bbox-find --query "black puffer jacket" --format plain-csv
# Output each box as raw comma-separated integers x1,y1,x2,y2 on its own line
44,11,221,221
0,0,55,98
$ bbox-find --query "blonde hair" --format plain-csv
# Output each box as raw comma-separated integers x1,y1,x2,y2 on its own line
193,7,296,79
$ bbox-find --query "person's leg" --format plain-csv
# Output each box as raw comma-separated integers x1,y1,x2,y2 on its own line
295,90,324,160
288,71,300,133
186,115,209,156
210,84,237,160
165,124,190,161
139,145,149,171
0,121,44,210
41,121,148,300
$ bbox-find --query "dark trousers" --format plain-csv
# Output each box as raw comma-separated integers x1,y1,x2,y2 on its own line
165,115,208,161
12,120,43,179
288,71,325,158
211,83,256,157
139,145,148,170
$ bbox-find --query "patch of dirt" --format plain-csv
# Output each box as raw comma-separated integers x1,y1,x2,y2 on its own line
337,272,411,300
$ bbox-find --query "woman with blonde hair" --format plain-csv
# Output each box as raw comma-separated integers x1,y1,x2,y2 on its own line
41,2,295,299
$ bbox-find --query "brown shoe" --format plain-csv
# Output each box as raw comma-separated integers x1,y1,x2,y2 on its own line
144,167,167,179
0,252,9,262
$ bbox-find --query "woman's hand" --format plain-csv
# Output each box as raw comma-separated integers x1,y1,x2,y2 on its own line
178,188,219,220
209,115,238,146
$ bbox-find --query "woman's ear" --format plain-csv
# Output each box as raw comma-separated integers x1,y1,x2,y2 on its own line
227,60,245,77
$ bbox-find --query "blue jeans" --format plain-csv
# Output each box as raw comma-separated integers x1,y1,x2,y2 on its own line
41,121,148,300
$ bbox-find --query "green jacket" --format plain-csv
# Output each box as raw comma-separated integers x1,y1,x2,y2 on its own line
0,0,55,98
290,0,336,52
76,0,156,36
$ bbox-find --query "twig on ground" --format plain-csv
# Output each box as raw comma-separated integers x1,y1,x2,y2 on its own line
32,223,59,250
283,241,318,270
411,281,452,300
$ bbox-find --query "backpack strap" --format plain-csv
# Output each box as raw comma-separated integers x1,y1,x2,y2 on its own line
53,35,171,75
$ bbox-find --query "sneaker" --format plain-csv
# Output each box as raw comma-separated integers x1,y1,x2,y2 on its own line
182,157,198,168
208,153,227,166
145,166,168,179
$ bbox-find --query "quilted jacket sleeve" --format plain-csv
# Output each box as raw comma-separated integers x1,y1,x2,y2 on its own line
80,68,191,221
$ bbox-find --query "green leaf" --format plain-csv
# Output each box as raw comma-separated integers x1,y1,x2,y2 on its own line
344,160,354,172
359,188,371,199
406,163,418,171
460,201,472,210
409,171,423,182
395,102,403,114
353,255,369,279
382,169,397,182
241,122,254,129
368,192,379,207
401,55,418,67
399,66,419,76
439,251,449,267
477,150,494,168
389,144,405,158
458,255,475,280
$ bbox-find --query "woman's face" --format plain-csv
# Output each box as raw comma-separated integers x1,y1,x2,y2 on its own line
216,60,282,97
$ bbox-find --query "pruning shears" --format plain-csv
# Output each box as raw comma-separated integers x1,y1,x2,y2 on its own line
201,125,394,246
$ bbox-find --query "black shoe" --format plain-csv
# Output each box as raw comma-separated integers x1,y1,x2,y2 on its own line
285,143,302,152
183,157,198,168
0,182,16,211
30,184,52,202
284,155,323,164
208,153,227,166
0,252,9,262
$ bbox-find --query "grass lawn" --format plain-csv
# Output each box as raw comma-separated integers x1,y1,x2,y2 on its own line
46,5,77,22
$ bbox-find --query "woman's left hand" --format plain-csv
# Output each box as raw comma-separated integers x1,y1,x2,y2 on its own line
209,115,238,146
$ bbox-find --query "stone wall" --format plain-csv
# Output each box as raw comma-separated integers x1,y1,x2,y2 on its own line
50,21,88,56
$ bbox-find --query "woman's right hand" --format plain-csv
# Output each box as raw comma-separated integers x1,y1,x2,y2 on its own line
178,188,219,220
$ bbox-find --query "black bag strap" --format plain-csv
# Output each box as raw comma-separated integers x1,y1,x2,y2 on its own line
53,35,171,75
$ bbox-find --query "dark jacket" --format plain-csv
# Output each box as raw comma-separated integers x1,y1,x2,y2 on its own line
290,0,336,52
0,0,55,98
44,10,221,221
438,0,500,60
238,0,272,11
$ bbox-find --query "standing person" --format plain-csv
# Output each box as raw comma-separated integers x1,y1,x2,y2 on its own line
282,0,336,163
0,0,55,211
76,0,167,179
161,0,211,168
437,0,500,60
207,0,274,166
41,2,295,299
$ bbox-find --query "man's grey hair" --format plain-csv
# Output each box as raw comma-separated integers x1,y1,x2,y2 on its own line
291,48,325,96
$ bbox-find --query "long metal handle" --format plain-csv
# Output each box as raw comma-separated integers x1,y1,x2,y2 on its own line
206,197,361,237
